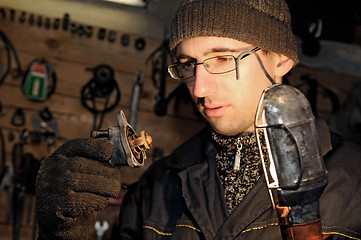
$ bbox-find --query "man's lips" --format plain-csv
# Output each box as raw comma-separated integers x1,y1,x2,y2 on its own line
202,105,228,117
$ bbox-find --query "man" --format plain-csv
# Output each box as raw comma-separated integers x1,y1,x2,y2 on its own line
36,0,361,239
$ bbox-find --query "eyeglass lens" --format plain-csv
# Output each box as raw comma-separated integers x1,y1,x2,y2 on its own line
168,47,259,80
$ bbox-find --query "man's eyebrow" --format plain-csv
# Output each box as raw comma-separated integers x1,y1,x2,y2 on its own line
203,47,241,55
175,46,250,59
175,54,193,60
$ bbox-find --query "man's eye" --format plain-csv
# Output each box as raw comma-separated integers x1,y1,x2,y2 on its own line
181,62,194,71
216,56,233,62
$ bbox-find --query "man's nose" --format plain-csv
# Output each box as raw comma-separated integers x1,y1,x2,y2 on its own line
192,65,217,98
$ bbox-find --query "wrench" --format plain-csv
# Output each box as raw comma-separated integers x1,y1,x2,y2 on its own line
94,220,109,240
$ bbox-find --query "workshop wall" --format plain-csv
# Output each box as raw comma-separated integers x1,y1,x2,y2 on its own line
1,3,361,240
0,6,206,169
0,6,205,240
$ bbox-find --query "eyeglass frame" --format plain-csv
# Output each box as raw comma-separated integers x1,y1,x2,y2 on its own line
167,47,261,81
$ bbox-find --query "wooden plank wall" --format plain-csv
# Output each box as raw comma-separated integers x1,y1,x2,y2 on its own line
0,6,360,240
0,7,205,240
0,7,206,174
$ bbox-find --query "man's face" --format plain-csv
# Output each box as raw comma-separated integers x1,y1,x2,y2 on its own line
176,37,287,136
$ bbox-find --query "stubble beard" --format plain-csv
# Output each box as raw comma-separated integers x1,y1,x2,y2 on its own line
206,114,255,137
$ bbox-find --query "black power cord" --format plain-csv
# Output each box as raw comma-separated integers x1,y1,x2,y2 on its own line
0,128,6,188
0,29,22,85
81,64,121,130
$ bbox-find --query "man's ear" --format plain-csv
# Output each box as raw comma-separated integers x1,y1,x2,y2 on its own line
275,55,294,77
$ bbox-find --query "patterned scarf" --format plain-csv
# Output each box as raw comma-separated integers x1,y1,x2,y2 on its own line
211,130,264,214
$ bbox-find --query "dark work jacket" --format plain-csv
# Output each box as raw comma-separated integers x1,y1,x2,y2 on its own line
118,125,361,240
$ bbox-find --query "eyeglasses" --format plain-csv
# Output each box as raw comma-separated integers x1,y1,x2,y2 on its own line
168,47,260,81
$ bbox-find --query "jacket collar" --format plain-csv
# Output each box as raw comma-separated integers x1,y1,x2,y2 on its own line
167,117,332,171
164,127,215,171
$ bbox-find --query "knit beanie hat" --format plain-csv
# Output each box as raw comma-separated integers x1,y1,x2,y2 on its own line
169,0,299,64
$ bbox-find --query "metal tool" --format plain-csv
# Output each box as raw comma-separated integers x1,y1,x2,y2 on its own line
19,11,26,23
255,84,328,208
91,111,152,167
11,108,25,127
129,72,144,128
0,162,14,195
108,30,117,42
62,13,70,31
95,220,109,240
121,34,130,46
53,18,60,29
254,84,329,239
98,28,106,40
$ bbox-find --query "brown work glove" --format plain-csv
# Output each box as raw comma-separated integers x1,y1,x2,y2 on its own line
35,138,121,240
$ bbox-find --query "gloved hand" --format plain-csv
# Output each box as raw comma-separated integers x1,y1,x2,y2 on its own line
35,138,121,240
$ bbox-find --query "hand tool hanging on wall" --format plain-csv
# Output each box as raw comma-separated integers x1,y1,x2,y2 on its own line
0,160,14,223
31,107,59,145
0,102,6,117
81,64,121,130
0,128,6,187
0,8,6,18
85,25,93,38
147,38,170,116
19,11,26,23
10,9,15,21
121,34,130,46
11,143,40,240
22,58,57,101
129,72,144,128
98,28,106,40
53,18,60,30
11,108,25,127
108,30,117,42
0,29,23,85
28,13,34,25
36,15,43,27
62,13,70,31
135,37,146,51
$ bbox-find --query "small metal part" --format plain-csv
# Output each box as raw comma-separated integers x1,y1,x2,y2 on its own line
85,25,93,37
77,25,85,36
91,111,152,167
53,18,60,29
0,8,6,18
28,14,34,25
36,15,43,27
70,22,77,34
233,140,242,172
11,108,25,127
19,12,26,23
10,9,15,21
129,72,144,127
121,34,130,46
98,28,106,40
108,30,117,42
135,37,146,51
45,17,51,29
62,13,69,31
91,130,109,138
0,102,5,117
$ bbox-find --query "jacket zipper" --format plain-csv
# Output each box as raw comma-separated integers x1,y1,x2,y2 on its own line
233,139,243,171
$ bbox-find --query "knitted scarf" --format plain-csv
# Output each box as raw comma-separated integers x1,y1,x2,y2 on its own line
211,130,264,214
